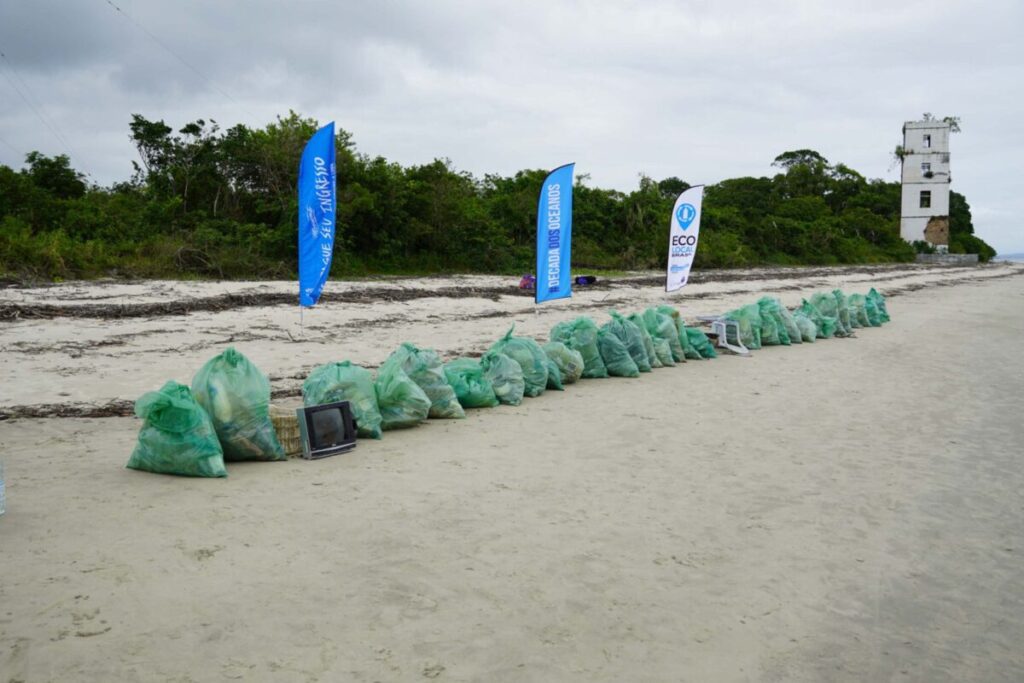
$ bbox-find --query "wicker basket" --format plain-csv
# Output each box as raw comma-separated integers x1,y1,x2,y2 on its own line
269,404,303,458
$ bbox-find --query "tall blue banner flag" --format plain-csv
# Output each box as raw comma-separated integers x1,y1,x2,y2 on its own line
535,162,575,304
298,122,337,307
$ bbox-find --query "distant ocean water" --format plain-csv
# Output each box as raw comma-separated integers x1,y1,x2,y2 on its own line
994,253,1024,263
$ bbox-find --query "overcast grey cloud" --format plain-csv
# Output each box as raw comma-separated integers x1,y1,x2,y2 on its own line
1,0,1021,252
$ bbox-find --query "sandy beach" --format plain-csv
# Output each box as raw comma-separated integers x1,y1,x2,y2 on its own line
2,263,1023,682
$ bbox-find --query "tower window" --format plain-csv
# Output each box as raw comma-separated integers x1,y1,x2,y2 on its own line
923,134,932,148
920,190,932,208
921,162,931,173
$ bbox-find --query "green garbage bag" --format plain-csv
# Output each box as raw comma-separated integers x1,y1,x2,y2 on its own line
626,312,662,368
545,357,565,391
443,358,499,409
686,327,718,358
543,341,584,384
757,296,786,344
847,306,863,329
868,288,890,323
605,311,651,372
651,336,676,366
760,297,801,344
375,363,431,430
833,290,856,334
800,299,837,339
192,347,286,461
724,304,763,349
811,292,849,337
303,361,383,439
848,294,873,328
480,350,525,406
656,305,702,360
489,326,548,397
777,305,802,344
551,317,608,378
382,343,465,419
863,296,883,327
679,328,703,359
643,308,686,363
761,296,790,348
597,327,640,377
126,381,227,477
792,312,818,343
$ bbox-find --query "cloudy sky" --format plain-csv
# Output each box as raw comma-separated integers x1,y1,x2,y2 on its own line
1,0,1021,252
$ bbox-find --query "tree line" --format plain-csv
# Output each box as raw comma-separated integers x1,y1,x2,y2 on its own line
0,112,994,281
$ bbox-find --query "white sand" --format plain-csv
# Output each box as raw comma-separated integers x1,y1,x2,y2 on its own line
1,264,1023,681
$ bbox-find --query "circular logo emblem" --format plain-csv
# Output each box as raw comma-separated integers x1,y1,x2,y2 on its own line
676,203,697,230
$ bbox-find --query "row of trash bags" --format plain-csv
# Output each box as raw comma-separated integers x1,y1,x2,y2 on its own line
723,288,890,350
126,304,719,477
301,305,720,438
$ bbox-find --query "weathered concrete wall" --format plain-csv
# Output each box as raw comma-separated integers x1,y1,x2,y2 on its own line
915,253,979,265
900,119,952,245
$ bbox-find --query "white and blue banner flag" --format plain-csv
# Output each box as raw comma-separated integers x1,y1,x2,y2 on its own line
666,185,704,292
298,122,337,308
535,162,574,304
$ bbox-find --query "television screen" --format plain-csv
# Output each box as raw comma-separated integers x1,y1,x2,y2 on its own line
296,401,357,459
311,408,347,448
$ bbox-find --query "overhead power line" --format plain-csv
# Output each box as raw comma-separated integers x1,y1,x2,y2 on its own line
102,0,245,109
0,49,86,171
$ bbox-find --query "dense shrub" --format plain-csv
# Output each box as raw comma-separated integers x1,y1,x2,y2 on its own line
0,114,995,280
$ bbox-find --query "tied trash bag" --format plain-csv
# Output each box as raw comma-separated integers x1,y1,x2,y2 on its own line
811,292,849,337
480,350,526,406
627,312,663,368
755,298,788,346
543,341,585,385
303,361,383,439
605,311,651,372
375,363,431,430
757,298,790,346
833,289,856,335
545,357,565,390
868,288,890,323
192,347,285,461
551,317,608,378
792,311,818,343
597,327,640,377
800,299,837,339
843,294,860,329
679,326,704,360
443,358,499,409
848,294,874,327
760,296,801,345
776,304,802,344
383,343,464,419
643,308,686,363
489,326,548,397
127,381,227,477
651,336,676,366
724,304,763,350
863,295,883,327
656,305,702,360
686,327,718,359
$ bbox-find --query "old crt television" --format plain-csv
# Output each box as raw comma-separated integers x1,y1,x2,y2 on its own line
295,401,358,459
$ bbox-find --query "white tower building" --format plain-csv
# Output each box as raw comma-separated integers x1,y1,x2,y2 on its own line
899,119,952,249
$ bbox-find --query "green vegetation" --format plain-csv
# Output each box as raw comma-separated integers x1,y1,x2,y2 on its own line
0,112,994,281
